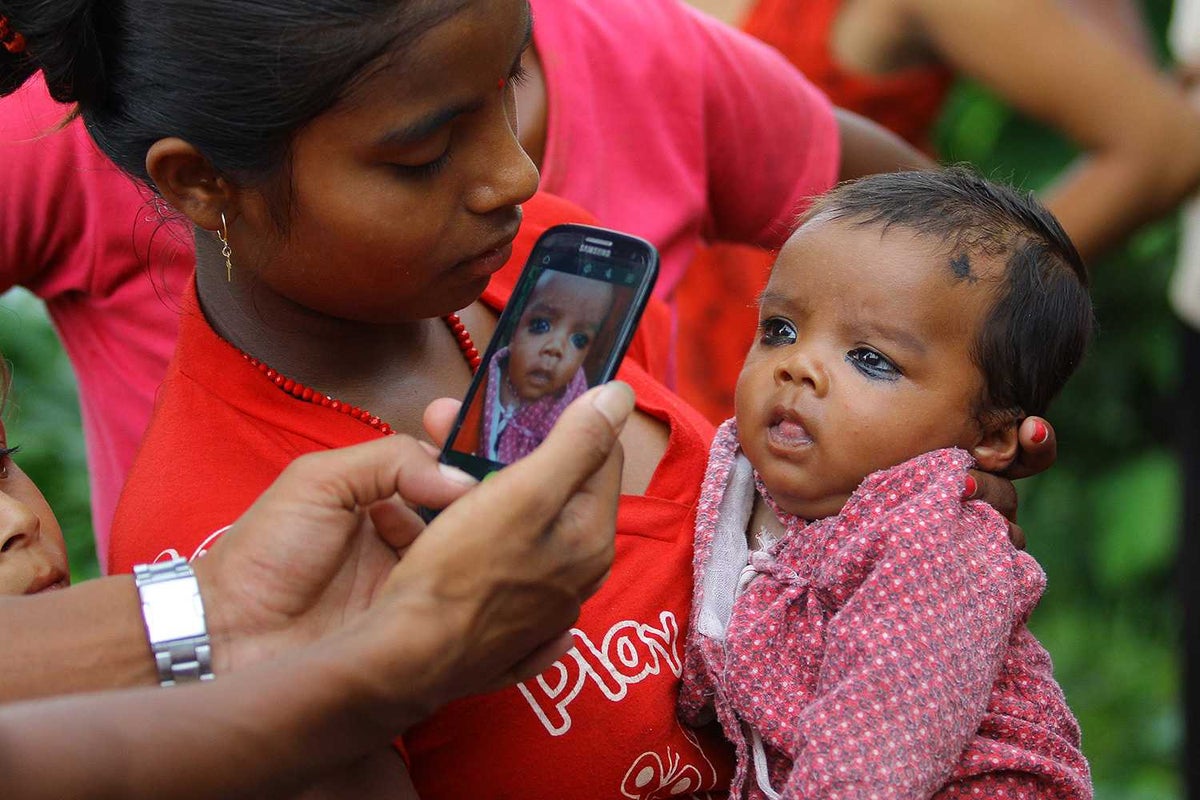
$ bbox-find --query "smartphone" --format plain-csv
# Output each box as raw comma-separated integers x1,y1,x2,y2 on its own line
436,223,658,486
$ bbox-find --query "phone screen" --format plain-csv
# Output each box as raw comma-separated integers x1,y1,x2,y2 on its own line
439,224,658,481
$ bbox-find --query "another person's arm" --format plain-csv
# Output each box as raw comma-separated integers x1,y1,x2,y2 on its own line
692,5,930,251
0,416,469,702
904,0,1200,261
0,382,632,800
1061,0,1157,64
834,106,936,180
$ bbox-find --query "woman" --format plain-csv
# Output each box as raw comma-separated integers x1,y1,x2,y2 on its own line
0,0,923,560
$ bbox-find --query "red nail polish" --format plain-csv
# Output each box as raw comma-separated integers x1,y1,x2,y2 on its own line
1032,420,1048,445
963,475,977,500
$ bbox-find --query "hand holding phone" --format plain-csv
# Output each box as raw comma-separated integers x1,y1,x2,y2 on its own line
436,224,659,486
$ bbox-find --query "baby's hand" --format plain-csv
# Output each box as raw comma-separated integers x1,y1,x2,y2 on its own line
963,416,1057,550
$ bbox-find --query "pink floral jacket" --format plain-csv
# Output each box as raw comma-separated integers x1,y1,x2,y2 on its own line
679,421,1092,799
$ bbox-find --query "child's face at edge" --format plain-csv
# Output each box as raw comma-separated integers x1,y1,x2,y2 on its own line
239,0,539,323
507,272,612,401
0,421,69,595
735,218,998,519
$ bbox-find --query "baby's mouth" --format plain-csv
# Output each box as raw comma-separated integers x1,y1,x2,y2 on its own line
525,368,554,387
767,413,814,449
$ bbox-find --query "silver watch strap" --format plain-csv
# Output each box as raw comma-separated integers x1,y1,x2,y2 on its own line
134,557,214,687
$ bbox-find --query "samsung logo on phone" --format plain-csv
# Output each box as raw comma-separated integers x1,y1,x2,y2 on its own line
580,238,613,258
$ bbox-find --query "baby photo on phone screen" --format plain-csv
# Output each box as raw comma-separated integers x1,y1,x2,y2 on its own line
479,269,617,462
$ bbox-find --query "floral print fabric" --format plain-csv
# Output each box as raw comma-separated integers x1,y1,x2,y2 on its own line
680,421,1091,799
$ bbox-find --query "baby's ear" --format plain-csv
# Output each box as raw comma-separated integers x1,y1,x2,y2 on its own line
970,411,1020,473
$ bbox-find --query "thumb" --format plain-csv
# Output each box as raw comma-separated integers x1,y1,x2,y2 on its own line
486,381,634,517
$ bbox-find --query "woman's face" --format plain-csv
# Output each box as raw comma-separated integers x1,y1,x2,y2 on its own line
0,421,69,595
239,0,539,323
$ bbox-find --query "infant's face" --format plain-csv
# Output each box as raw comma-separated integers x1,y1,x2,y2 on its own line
0,422,69,595
735,218,997,519
507,271,612,401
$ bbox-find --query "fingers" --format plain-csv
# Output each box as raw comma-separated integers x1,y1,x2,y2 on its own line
430,382,631,532
366,498,424,553
282,434,478,516
1176,61,1200,91
1005,416,1057,480
1007,521,1027,551
373,382,633,704
501,631,577,688
422,398,463,448
498,381,633,518
964,469,1026,549
965,469,1019,523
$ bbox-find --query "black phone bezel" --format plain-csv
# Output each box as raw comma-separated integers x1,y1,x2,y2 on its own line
432,223,659,490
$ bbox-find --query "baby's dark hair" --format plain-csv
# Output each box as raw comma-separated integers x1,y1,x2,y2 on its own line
0,0,463,204
802,167,1094,424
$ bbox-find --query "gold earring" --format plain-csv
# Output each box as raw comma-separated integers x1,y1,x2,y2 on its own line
217,212,233,282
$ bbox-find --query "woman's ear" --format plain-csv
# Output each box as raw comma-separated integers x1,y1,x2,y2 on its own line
145,137,234,231
971,413,1021,473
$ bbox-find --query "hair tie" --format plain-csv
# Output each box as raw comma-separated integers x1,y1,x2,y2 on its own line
0,15,27,54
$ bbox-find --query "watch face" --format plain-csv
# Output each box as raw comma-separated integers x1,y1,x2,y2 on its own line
140,577,207,643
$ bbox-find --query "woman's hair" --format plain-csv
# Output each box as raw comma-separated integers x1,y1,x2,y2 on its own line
0,0,461,197
799,166,1095,423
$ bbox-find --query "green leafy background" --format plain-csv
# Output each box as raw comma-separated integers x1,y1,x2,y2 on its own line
0,1,1189,794
933,0,1186,795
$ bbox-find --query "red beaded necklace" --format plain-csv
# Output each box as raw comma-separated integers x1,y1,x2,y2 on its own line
241,313,480,436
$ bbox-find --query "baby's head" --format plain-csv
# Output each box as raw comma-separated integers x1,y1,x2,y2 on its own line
736,167,1094,519
506,270,614,402
0,360,70,595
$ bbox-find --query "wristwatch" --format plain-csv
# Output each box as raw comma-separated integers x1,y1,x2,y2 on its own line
134,557,214,687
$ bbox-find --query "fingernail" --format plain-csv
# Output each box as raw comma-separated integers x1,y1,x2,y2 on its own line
962,475,977,500
592,382,635,431
438,463,478,486
1031,420,1048,445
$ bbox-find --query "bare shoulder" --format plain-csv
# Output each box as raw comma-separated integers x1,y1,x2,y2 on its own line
619,409,670,496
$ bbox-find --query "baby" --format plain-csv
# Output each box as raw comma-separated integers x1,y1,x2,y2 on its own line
680,169,1094,798
480,268,614,462
0,362,70,595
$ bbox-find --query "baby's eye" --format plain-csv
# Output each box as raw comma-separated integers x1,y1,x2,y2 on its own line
758,317,797,347
570,332,592,351
527,317,551,335
846,348,901,382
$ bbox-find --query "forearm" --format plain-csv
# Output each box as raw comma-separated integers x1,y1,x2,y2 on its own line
0,562,278,703
1044,124,1200,261
835,107,935,181
0,576,156,701
0,641,414,800
1059,0,1156,64
905,0,1200,261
